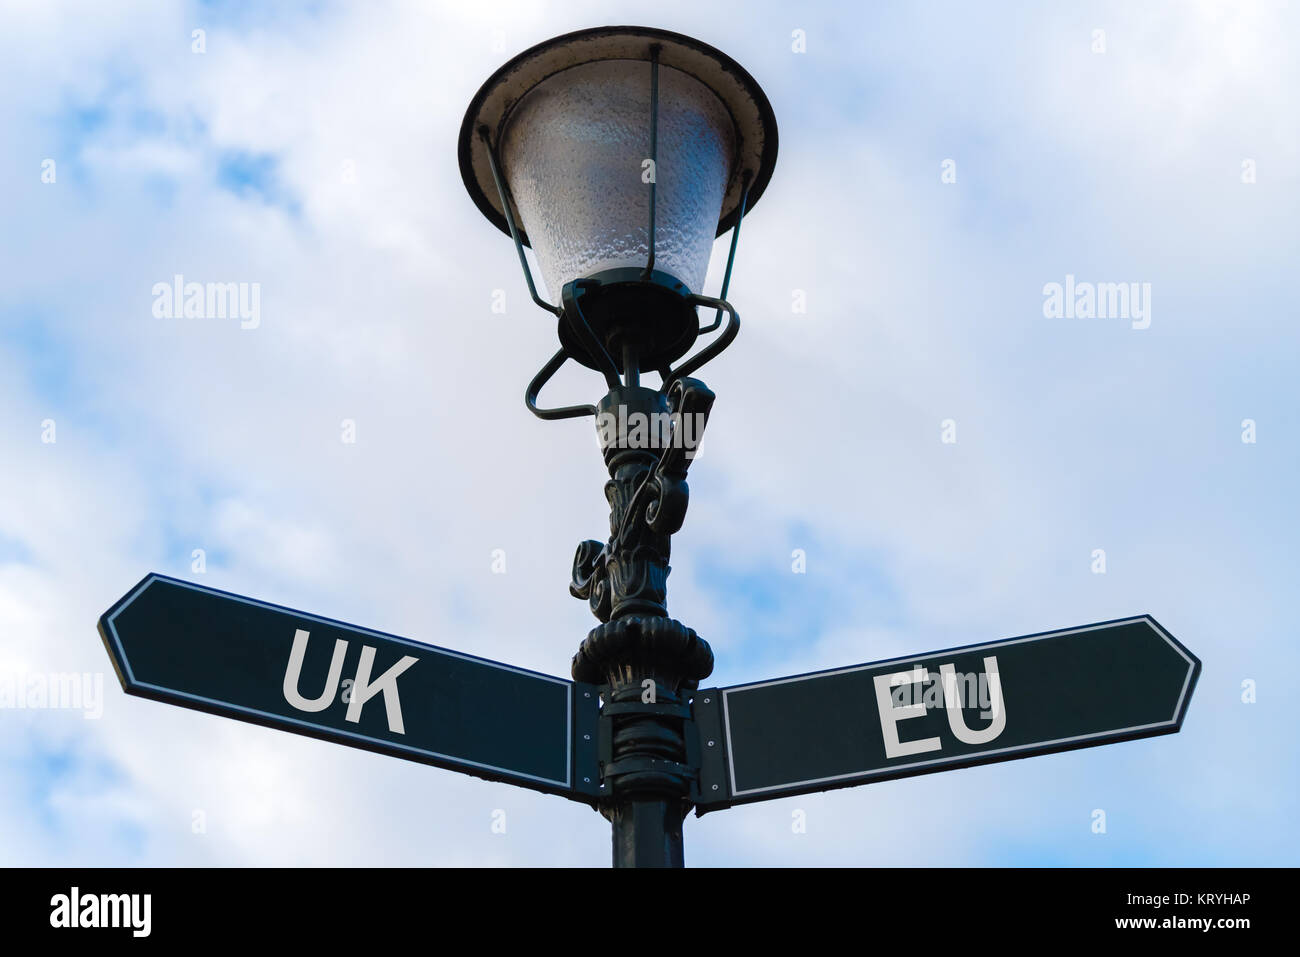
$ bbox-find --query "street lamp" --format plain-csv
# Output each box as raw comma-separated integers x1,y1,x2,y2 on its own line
94,23,1203,875
91,20,1206,873
459,25,778,866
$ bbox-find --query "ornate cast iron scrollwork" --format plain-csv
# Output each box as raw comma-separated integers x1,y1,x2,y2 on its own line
570,375,718,820
570,377,715,624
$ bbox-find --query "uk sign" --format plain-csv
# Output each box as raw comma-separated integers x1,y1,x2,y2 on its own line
99,574,600,801
692,617,1199,811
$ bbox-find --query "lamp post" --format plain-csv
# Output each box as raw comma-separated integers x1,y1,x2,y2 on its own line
458,25,778,867
86,24,1201,873
95,24,1201,869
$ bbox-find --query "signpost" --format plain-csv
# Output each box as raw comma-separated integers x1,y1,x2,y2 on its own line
85,27,1206,869
99,574,600,802
98,576,1199,862
691,617,1199,811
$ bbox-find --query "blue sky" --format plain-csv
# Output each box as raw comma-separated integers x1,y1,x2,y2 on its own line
1,0,1296,865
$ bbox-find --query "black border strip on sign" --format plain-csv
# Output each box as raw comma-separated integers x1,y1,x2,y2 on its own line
698,615,1200,811
98,572,586,803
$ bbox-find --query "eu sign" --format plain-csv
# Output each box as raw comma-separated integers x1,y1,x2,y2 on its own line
99,574,600,801
692,617,1199,810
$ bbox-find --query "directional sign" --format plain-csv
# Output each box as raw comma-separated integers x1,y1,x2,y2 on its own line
692,616,1199,811
99,574,600,801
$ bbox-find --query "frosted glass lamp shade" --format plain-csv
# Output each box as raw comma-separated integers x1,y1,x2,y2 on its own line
498,60,734,300
460,26,778,297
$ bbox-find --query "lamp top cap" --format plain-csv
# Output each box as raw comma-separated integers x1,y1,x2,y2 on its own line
458,25,779,247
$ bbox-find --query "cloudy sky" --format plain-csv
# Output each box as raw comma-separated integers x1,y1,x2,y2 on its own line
1,0,1296,866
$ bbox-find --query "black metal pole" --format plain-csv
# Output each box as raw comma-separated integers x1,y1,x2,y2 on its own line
612,799,684,867
570,382,716,867
622,340,640,388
